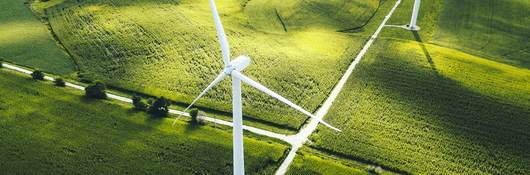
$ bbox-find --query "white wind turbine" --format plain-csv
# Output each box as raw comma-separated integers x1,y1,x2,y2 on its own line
408,0,421,30
172,0,341,174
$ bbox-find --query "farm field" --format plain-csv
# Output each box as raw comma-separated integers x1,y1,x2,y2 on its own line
287,148,398,175
0,69,288,174
0,0,75,75
433,0,530,68
41,0,385,131
1,0,529,174
381,0,530,68
305,0,530,174
310,37,530,174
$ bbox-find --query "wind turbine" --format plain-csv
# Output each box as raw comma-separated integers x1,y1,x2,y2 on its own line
172,0,341,174
408,0,421,30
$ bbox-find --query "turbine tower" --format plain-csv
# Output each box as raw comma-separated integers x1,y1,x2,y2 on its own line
408,0,421,30
173,0,341,174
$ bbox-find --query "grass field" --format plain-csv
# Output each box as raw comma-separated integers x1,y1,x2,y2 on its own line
287,148,399,175
0,69,288,174
310,38,530,174
301,0,530,174
0,0,75,75
2,0,529,174
41,0,382,131
433,0,530,68
381,0,530,68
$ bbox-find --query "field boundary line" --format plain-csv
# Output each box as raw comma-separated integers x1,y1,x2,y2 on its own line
1,63,292,144
274,0,403,174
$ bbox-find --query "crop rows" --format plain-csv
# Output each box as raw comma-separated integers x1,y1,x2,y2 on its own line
310,39,530,174
45,0,376,130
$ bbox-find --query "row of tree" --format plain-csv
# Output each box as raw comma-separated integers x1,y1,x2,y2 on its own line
0,63,204,125
25,69,170,117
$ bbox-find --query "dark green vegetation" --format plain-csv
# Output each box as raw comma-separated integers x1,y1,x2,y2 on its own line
149,96,170,117
132,95,148,111
42,0,381,131
54,77,66,86
0,70,288,174
0,0,75,75
310,0,530,174
85,81,107,99
31,70,45,80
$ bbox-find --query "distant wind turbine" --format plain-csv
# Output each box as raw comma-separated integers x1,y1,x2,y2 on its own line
172,0,341,174
408,0,421,30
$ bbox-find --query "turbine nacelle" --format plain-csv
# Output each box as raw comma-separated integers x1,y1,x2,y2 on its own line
225,55,251,75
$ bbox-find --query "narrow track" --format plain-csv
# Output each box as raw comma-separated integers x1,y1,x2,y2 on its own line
275,0,403,174
2,63,292,145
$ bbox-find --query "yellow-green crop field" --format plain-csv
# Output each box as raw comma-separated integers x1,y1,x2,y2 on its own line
42,0,383,131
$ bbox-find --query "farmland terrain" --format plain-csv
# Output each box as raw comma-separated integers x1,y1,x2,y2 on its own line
1,0,529,174
309,0,530,174
41,0,381,131
0,69,288,174
0,0,75,75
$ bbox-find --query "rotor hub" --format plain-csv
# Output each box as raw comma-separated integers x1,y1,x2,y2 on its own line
225,55,251,75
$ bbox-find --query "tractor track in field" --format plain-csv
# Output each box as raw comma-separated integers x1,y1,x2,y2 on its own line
3,0,403,174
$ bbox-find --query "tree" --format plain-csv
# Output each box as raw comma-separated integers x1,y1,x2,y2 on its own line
54,78,66,87
149,96,169,117
132,95,148,111
190,108,199,124
85,81,107,99
31,70,45,80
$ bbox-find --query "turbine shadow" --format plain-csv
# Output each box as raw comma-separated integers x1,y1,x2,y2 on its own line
412,31,437,74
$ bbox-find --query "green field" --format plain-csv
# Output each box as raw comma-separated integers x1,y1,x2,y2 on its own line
433,0,530,68
41,0,382,131
287,148,399,175
0,69,288,174
2,0,530,174
382,0,530,68
311,38,530,174
304,0,530,174
0,0,75,75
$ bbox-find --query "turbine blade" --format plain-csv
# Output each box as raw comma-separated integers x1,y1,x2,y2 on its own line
209,0,231,66
231,71,341,132
172,71,227,126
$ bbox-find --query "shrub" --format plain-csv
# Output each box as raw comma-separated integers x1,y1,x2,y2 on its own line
31,70,45,80
54,78,66,87
132,95,148,111
149,96,169,117
85,81,107,99
189,108,199,124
